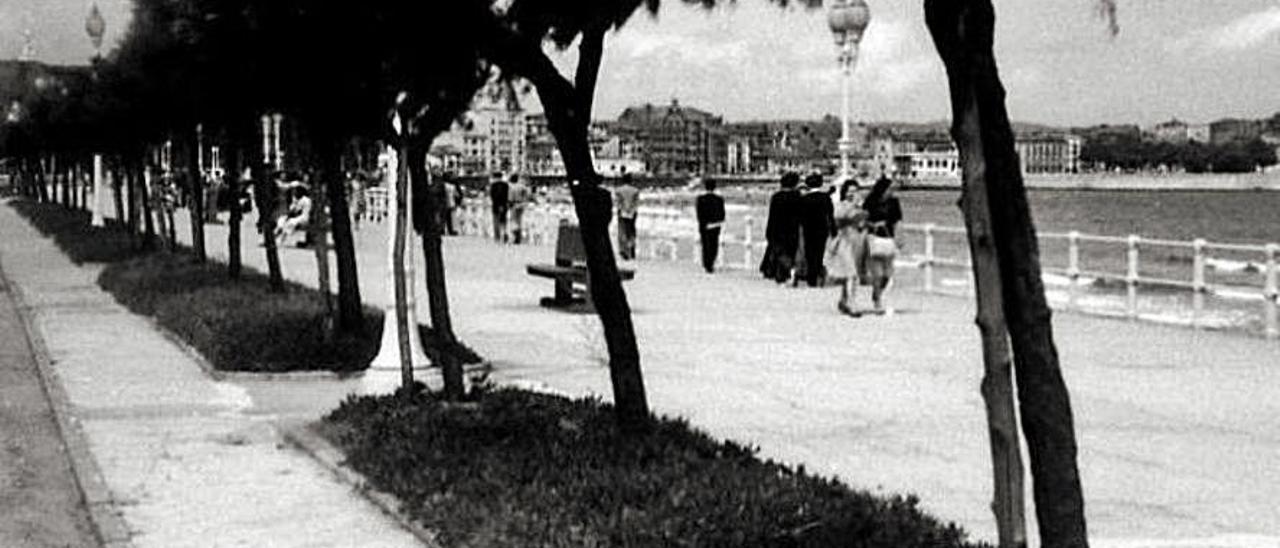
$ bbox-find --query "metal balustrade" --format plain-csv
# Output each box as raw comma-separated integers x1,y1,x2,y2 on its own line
444,201,1278,339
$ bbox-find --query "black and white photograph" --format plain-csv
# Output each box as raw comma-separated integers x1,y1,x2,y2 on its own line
0,0,1277,546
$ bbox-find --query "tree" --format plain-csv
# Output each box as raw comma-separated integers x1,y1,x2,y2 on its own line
925,1,1095,546
477,0,662,432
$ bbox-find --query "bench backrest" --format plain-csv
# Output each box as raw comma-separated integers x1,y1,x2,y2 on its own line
554,221,588,267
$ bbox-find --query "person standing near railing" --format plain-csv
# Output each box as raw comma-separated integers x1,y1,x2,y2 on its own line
695,178,726,274
828,179,867,315
507,173,531,244
488,172,509,243
860,174,902,312
798,172,835,287
443,174,460,236
614,174,640,260
761,172,802,284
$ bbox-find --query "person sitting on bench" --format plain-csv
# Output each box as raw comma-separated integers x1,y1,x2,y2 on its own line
275,184,312,246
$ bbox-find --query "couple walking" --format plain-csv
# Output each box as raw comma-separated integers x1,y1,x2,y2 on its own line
760,172,902,314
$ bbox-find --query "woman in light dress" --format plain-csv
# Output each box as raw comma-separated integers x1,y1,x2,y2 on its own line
826,179,866,315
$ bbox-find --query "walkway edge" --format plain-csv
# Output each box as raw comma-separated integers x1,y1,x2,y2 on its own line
278,420,443,548
0,255,135,548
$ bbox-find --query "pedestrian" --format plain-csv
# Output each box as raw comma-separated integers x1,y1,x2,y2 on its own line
488,172,509,243
797,172,835,287
860,174,903,312
826,179,867,315
761,171,802,283
614,174,640,260
695,178,725,274
347,171,365,231
443,174,460,236
507,173,531,244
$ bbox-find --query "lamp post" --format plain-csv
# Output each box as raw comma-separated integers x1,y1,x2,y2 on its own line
827,0,870,182
86,2,106,226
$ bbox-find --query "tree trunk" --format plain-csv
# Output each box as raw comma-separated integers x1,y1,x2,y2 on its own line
954,73,1028,548
110,161,125,227
252,164,285,292
139,164,157,251
481,22,650,432
315,134,364,334
226,142,244,279
408,137,464,400
925,2,1088,546
125,162,139,237
310,169,334,336
188,128,207,262
393,136,414,390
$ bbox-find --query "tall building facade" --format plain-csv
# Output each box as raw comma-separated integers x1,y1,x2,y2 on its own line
615,100,726,176
432,93,526,176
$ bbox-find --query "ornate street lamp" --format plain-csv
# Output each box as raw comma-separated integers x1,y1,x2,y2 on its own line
827,0,870,182
86,3,106,59
87,3,107,226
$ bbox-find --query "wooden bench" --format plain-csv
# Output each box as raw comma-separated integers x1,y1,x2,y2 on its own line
526,221,635,309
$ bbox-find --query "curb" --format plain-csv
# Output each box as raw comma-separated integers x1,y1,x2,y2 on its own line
0,256,135,548
278,421,443,548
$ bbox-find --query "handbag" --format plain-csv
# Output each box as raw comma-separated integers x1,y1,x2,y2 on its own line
867,234,897,259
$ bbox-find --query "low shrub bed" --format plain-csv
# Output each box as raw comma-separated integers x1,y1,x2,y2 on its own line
319,387,981,548
14,199,480,373
10,200,142,264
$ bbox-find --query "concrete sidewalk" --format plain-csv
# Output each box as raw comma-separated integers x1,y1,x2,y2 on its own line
192,208,1279,547
0,200,422,547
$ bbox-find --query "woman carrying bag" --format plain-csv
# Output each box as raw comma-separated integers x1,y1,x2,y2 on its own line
859,175,902,313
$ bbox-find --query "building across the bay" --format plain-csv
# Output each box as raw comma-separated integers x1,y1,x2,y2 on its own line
613,99,726,176
431,90,526,177
1210,118,1264,145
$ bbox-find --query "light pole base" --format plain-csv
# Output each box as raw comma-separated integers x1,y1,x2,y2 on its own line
358,363,431,396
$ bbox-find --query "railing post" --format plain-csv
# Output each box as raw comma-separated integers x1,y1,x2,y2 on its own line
1192,238,1206,330
923,223,936,293
1067,231,1081,311
1265,243,1278,340
670,238,680,262
1127,234,1140,320
742,216,755,271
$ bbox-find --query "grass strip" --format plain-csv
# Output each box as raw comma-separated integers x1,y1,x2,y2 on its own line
319,387,984,548
11,199,479,372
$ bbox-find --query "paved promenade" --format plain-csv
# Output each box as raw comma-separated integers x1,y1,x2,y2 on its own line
5,197,1279,547
199,207,1279,547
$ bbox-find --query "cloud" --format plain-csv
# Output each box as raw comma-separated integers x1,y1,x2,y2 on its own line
1168,6,1280,54
615,32,750,67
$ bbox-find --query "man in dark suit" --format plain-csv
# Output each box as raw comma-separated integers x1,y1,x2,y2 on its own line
695,178,726,273
487,172,509,242
798,172,835,287
762,172,802,283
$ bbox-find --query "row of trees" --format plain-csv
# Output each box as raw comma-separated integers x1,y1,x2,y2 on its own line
2,0,1107,546
1081,135,1277,173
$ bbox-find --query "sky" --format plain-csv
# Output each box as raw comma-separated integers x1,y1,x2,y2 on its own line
3,0,1277,128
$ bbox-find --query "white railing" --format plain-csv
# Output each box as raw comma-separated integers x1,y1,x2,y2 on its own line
900,222,1279,339
445,201,1278,339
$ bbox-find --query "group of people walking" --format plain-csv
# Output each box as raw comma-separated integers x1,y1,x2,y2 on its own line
488,172,534,244
760,172,902,315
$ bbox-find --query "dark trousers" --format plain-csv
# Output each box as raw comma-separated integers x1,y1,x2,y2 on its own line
803,234,826,287
491,207,508,242
700,226,721,273
444,207,456,235
618,217,637,259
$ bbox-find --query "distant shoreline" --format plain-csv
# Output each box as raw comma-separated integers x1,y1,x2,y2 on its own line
705,171,1280,191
